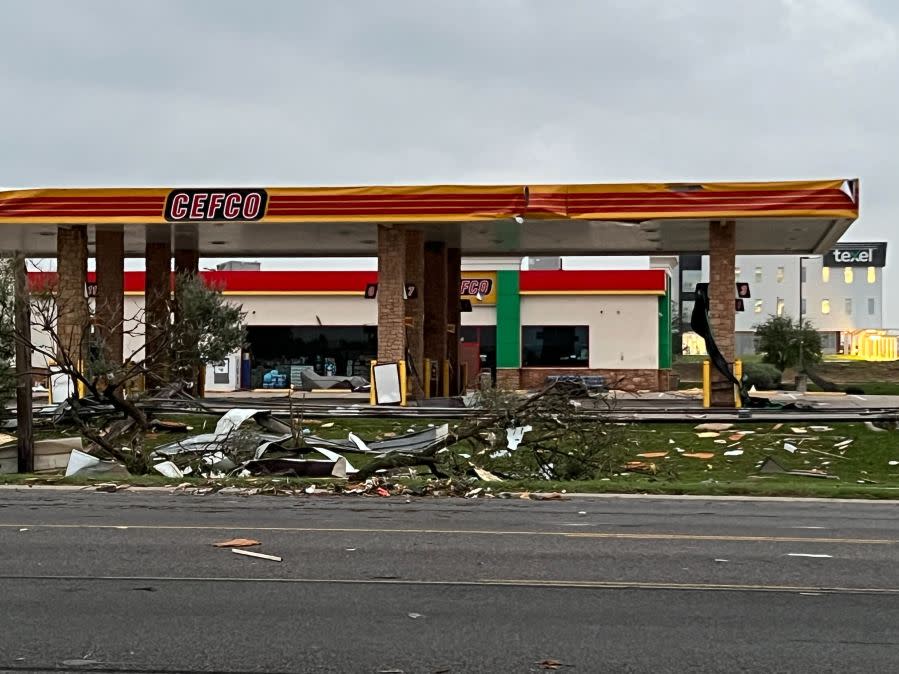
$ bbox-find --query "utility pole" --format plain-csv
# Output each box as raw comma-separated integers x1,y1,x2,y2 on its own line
14,253,33,473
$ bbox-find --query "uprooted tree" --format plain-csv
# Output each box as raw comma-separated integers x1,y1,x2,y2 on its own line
354,381,639,482
20,270,247,472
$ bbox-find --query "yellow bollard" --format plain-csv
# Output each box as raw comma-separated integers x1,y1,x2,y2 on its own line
734,359,743,408
441,359,450,398
702,360,711,408
369,360,377,405
398,360,408,407
423,358,431,399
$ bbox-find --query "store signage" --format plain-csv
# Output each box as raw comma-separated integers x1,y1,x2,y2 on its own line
165,188,268,222
85,282,98,298
735,299,745,312
824,242,886,267
460,271,498,304
736,282,751,298
362,283,417,299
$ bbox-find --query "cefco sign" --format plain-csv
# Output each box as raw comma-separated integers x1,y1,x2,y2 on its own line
164,189,268,222
824,242,887,268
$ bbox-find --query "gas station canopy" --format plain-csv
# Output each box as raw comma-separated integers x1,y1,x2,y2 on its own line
0,179,859,257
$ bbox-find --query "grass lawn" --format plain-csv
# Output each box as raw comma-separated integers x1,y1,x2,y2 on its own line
5,415,899,499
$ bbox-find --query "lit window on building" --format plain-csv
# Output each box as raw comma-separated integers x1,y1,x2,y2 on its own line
754,300,763,314
845,298,852,315
776,266,785,283
868,298,876,315
821,299,831,314
868,267,877,283
844,267,854,284
776,298,785,316
754,267,763,283
735,267,741,279
822,266,830,282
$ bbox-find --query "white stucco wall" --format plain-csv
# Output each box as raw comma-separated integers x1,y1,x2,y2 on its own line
519,295,659,369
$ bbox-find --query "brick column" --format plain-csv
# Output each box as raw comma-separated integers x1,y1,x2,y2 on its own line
446,247,462,394
709,220,736,407
377,224,406,363
404,229,425,397
173,240,200,391
423,242,448,366
56,226,89,367
145,238,171,388
95,227,124,367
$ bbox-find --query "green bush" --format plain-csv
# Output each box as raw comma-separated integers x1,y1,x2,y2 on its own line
742,362,782,390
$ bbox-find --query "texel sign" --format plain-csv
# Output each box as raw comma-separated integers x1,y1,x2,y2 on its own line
823,242,886,268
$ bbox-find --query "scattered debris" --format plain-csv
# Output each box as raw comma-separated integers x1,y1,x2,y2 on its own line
473,466,503,482
784,442,798,454
213,538,260,548
786,553,833,559
723,450,744,456
758,456,838,479
714,558,729,563
694,423,733,431
152,461,183,478
537,660,566,670
683,452,715,460
636,452,668,458
93,482,129,492
696,432,720,438
407,612,424,619
865,422,887,433
532,492,566,501
505,425,533,450
791,427,808,434
1,437,85,474
232,548,282,562
808,426,833,432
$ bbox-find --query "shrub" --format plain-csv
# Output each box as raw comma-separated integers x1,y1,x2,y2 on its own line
742,362,782,390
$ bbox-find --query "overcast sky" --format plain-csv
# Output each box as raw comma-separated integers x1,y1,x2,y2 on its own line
1,1,897,320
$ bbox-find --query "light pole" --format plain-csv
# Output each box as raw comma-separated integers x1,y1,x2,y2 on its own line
798,256,813,374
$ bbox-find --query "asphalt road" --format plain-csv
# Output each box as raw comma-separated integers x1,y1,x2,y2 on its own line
2,490,899,673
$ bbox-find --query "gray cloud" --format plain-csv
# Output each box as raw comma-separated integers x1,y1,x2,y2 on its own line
1,0,896,318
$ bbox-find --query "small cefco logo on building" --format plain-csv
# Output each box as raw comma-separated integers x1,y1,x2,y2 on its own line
164,189,268,222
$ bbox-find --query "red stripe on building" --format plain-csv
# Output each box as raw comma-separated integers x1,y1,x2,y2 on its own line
520,269,667,293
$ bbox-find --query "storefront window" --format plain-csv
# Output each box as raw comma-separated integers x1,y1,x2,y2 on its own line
822,266,830,282
754,300,763,314
522,326,589,367
776,266,785,283
844,267,854,284
776,298,784,316
821,299,831,315
868,267,877,284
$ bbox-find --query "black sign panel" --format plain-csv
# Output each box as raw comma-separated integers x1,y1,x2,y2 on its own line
364,283,378,299
404,284,418,300
85,282,98,298
736,282,751,298
823,242,887,268
735,299,745,312
164,188,268,222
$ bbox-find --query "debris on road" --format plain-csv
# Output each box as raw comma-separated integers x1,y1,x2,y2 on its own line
696,432,720,438
407,612,424,619
723,449,744,456
636,452,668,458
213,538,260,548
683,452,715,460
505,425,533,450
92,482,130,492
537,659,566,670
231,548,282,562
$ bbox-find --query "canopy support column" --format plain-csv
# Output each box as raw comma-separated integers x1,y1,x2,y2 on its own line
423,242,448,397
56,226,89,371
709,220,737,407
145,236,171,389
446,247,462,394
377,224,407,365
404,229,425,398
95,227,124,367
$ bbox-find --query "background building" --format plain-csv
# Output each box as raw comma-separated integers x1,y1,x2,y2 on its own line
677,242,893,359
